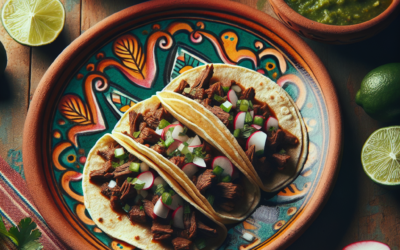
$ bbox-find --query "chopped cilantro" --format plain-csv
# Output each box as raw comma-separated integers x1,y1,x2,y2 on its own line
212,166,224,176
279,149,287,155
158,119,170,129
184,153,194,163
155,184,165,195
111,161,120,168
139,206,144,211
0,216,43,250
179,127,188,136
193,147,207,158
161,192,173,205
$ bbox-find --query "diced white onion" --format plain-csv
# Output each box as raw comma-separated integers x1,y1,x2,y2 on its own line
108,180,117,188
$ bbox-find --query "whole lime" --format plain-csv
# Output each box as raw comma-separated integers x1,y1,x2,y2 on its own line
0,41,7,74
356,63,400,122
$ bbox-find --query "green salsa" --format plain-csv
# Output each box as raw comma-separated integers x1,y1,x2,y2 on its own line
285,0,392,25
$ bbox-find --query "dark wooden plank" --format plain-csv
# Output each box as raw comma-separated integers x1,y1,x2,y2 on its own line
0,0,31,175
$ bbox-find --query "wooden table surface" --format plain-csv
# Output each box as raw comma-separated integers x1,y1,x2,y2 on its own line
0,0,399,249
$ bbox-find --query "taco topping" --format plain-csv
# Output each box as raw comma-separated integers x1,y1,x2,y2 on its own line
124,103,245,213
173,64,299,179
89,143,218,250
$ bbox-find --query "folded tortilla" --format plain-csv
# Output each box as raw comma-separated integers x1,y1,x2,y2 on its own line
82,134,227,250
113,95,260,224
159,64,308,192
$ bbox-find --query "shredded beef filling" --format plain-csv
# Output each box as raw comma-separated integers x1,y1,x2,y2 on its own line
139,127,161,144
198,221,217,237
151,221,173,240
129,205,146,223
169,156,186,168
174,80,189,94
89,160,114,182
172,237,192,250
196,169,217,193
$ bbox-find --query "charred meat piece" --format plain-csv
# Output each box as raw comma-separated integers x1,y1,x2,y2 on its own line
253,104,260,116
205,82,224,99
129,205,146,223
172,237,192,250
97,147,116,161
110,192,121,211
139,122,147,132
139,127,161,144
120,180,137,202
222,80,234,90
174,79,189,94
240,87,255,101
199,98,212,107
152,221,173,240
204,154,213,165
143,111,159,129
128,154,139,163
130,111,144,135
200,141,213,155
143,200,156,219
196,169,217,193
191,64,214,90
100,182,120,198
218,200,235,212
208,106,230,126
113,162,136,180
89,161,114,182
197,221,217,237
191,175,198,186
154,107,173,123
151,194,160,205
259,103,270,119
282,130,299,145
189,88,206,100
246,144,255,164
170,156,186,168
151,144,166,155
183,211,197,239
254,157,272,179
213,182,243,200
265,129,286,152
272,153,291,169
134,137,145,144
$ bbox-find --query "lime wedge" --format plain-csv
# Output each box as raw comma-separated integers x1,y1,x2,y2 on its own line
362,126,400,185
1,0,65,46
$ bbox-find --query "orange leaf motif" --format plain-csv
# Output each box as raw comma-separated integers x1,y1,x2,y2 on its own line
59,94,93,125
113,34,146,79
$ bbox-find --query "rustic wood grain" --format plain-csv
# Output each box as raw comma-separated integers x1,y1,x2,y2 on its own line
0,0,399,248
0,0,30,174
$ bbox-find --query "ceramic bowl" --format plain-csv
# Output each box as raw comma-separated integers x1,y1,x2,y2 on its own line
269,0,400,44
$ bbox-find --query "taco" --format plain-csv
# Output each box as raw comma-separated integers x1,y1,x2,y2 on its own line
113,96,260,224
82,134,227,250
159,64,308,192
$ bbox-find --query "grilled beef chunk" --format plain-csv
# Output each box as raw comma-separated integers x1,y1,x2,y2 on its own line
218,200,235,212
254,157,272,179
144,107,173,129
197,98,212,107
110,192,121,211
222,80,233,90
272,153,291,169
253,104,260,116
208,106,230,126
282,130,299,145
265,129,286,152
240,87,255,101
170,156,186,168
200,141,213,154
197,221,217,237
213,182,243,200
113,162,136,183
129,111,144,135
120,180,137,202
151,144,166,155
139,122,147,132
204,154,213,165
259,103,270,119
129,205,146,223
191,64,214,90
139,127,161,144
246,144,255,164
97,148,116,161
172,237,192,250
174,80,189,94
143,112,159,130
191,175,198,186
151,194,160,205
89,161,114,182
143,200,155,219
183,211,197,239
100,182,120,198
152,221,173,240
134,137,145,144
188,88,206,99
205,82,224,99
154,107,173,123
196,169,216,193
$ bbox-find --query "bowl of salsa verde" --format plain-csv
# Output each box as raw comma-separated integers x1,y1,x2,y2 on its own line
269,0,400,43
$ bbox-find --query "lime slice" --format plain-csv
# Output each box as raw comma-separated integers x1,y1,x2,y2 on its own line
362,126,400,185
1,0,65,46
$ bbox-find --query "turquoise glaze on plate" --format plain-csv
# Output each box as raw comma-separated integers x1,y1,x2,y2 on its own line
50,18,327,249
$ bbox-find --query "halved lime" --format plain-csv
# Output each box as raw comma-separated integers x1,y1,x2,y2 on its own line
362,126,400,186
1,0,65,46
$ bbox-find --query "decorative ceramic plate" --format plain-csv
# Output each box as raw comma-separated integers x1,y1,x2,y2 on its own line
23,1,341,249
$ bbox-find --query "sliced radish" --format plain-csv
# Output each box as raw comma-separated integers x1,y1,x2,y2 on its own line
250,110,254,118
166,140,181,155
193,156,207,168
172,206,185,229
172,120,180,125
212,156,235,177
188,135,201,147
171,124,189,142
227,90,238,108
264,117,279,132
246,131,267,155
234,112,246,130
154,197,170,219
181,163,198,179
251,124,262,130
161,124,179,140
137,171,155,190
108,180,117,188
164,194,184,210
140,162,149,172
343,241,390,250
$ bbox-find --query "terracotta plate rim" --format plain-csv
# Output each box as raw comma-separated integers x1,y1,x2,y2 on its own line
22,0,342,249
